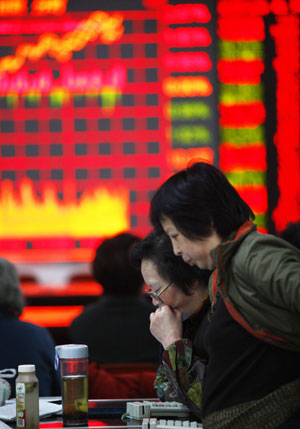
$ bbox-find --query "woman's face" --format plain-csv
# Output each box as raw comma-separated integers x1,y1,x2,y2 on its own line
161,217,221,270
141,259,201,319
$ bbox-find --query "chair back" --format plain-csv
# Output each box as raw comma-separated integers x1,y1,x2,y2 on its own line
88,361,158,399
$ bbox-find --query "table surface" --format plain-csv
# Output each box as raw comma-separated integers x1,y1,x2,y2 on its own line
2,397,201,429
4,398,155,429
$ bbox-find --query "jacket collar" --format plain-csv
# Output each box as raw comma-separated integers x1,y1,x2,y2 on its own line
210,221,257,281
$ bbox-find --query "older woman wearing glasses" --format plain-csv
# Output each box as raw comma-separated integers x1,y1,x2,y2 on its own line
131,230,211,420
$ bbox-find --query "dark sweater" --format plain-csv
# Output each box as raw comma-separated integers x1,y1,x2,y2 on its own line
0,309,61,397
202,297,300,417
70,294,160,364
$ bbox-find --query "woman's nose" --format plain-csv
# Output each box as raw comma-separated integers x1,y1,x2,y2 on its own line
172,241,182,256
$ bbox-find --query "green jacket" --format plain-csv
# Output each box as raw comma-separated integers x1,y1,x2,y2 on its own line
154,221,300,418
209,221,300,351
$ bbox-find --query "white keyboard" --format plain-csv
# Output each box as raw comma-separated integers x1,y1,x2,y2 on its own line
142,418,203,429
126,401,190,419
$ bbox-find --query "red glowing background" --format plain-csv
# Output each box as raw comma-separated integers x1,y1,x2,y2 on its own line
0,0,218,265
0,0,299,330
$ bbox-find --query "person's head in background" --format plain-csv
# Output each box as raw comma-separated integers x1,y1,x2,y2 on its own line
280,221,300,250
92,232,144,296
0,257,24,317
131,230,211,320
150,161,254,270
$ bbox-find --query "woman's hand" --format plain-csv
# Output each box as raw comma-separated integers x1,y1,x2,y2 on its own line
150,305,183,349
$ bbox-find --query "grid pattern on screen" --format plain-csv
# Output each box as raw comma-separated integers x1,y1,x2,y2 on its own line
0,10,170,251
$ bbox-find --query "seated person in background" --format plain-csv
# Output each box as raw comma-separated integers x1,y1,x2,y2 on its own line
70,232,160,365
131,230,211,419
0,257,61,397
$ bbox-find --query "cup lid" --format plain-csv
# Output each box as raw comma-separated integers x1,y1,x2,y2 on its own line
18,364,35,373
55,344,88,359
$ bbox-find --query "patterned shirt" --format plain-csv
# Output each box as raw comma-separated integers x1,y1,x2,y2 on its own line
154,298,210,420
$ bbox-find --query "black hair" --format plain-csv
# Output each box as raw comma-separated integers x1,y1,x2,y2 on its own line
150,161,254,240
281,222,300,250
92,232,144,296
131,230,211,296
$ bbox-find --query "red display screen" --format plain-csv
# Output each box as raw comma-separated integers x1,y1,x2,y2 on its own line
0,0,218,263
0,0,299,265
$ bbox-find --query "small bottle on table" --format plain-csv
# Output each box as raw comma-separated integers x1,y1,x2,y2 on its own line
16,364,39,429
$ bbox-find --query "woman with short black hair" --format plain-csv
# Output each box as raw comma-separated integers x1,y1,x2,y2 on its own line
150,161,300,429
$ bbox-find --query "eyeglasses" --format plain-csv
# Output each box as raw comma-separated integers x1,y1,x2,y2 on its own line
146,282,172,306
